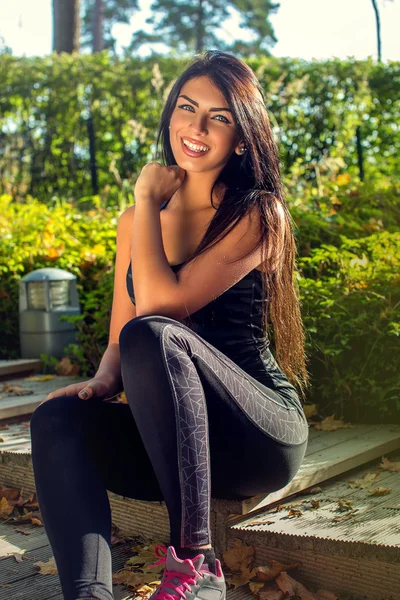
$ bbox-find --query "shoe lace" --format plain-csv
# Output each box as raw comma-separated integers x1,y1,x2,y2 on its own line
149,545,204,600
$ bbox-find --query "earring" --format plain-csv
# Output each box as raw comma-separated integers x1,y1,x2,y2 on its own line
239,146,246,153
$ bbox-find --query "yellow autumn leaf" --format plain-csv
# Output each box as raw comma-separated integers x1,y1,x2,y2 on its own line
379,456,400,472
314,415,353,431
251,560,301,582
368,487,392,496
34,556,58,575
348,471,380,489
25,375,56,382
225,567,253,589
276,571,317,599
223,538,254,573
303,404,318,419
249,581,265,594
0,497,14,518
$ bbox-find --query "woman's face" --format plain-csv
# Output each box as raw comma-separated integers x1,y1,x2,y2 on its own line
168,75,242,174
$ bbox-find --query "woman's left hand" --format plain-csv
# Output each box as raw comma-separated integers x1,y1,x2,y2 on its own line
134,162,186,205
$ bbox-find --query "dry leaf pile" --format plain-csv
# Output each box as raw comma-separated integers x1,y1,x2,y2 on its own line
222,538,338,600
0,485,42,526
112,540,167,599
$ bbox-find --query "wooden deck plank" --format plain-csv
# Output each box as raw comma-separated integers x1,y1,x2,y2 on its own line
0,360,42,378
0,524,49,556
306,424,382,453
0,375,88,420
233,450,400,550
242,424,400,514
0,522,254,600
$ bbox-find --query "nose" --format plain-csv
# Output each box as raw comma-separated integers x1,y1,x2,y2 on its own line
190,112,208,135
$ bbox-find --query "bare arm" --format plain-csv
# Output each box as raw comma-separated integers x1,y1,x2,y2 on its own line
93,207,137,392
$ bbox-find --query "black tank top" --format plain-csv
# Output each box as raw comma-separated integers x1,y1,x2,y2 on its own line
126,200,302,409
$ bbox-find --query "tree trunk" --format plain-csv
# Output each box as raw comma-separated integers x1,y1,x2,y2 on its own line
53,0,81,53
93,0,104,53
371,0,381,63
195,0,204,53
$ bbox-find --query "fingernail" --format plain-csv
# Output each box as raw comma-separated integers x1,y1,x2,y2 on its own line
79,390,88,399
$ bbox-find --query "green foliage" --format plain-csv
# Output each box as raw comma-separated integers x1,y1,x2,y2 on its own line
0,54,399,203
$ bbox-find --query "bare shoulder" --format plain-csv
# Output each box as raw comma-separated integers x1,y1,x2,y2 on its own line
116,205,136,244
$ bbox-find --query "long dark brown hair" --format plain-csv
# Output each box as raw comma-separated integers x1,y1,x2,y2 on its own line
154,50,310,401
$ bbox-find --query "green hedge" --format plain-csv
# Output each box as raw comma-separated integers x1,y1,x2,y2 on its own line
1,53,399,203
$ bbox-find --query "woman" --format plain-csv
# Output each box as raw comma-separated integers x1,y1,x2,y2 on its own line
30,50,310,600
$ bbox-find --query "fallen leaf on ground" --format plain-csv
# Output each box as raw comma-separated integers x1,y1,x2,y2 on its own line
14,528,31,535
0,384,33,396
249,581,265,594
34,556,58,575
112,569,161,588
287,507,302,517
276,571,318,599
0,497,14,518
222,538,255,574
313,415,353,431
303,404,318,419
368,487,392,496
348,471,380,489
379,456,400,472
25,374,56,381
336,499,353,511
251,560,301,582
332,508,358,522
226,567,254,589
135,582,163,600
257,582,285,600
8,552,26,563
0,485,23,503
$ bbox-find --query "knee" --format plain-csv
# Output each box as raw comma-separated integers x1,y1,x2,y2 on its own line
119,314,176,349
30,395,81,437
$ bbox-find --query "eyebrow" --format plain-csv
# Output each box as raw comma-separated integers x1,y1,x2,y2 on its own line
177,94,232,113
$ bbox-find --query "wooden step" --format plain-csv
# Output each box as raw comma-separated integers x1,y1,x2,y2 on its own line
242,423,400,514
228,450,400,600
0,359,42,379
0,374,89,420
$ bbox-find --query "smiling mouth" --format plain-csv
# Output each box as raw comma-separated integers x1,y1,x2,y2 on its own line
181,137,210,153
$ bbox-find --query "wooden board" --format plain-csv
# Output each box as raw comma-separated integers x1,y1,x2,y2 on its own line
0,374,88,420
241,424,400,514
0,360,42,378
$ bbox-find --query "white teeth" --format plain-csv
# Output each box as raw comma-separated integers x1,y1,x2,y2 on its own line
182,139,209,152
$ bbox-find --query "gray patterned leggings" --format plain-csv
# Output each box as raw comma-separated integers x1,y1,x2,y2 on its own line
30,315,308,600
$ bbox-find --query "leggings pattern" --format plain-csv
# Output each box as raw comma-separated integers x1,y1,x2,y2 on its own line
159,319,309,547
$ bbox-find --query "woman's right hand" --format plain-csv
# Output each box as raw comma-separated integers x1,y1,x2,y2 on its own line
39,376,121,406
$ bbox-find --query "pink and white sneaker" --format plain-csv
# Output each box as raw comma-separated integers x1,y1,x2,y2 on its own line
148,545,226,600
